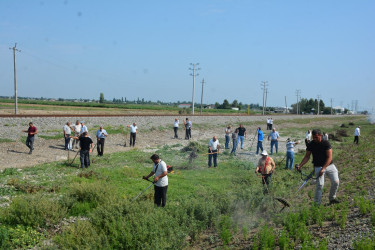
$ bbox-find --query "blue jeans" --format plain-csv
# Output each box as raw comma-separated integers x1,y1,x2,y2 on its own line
270,140,278,154
256,141,263,154
286,151,294,170
208,149,218,167
231,139,238,155
238,135,245,149
225,135,230,149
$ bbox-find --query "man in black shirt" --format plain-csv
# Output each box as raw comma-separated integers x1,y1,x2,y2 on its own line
237,124,247,149
76,132,93,169
297,129,340,205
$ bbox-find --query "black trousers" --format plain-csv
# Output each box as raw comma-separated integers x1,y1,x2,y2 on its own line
97,138,105,155
80,150,90,168
174,127,178,138
154,185,168,207
185,128,191,139
208,149,218,167
130,132,136,146
354,136,359,144
64,134,70,150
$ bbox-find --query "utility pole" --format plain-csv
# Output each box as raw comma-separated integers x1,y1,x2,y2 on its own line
260,81,268,115
9,43,21,115
265,88,269,112
330,98,333,115
285,96,287,114
354,100,358,114
200,78,205,115
295,90,301,115
189,63,200,115
317,95,321,115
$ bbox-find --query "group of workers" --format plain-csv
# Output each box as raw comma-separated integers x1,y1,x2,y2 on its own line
20,118,363,207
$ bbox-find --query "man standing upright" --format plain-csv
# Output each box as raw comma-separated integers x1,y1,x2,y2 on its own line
143,154,169,207
96,126,108,156
225,125,232,149
297,129,340,205
285,138,299,170
255,150,276,192
267,128,280,155
80,121,88,136
269,118,273,130
266,118,270,130
128,123,138,147
354,126,360,144
22,122,38,154
63,122,72,150
208,136,220,168
184,118,192,140
173,118,179,139
71,120,81,149
305,130,312,147
76,132,93,169
237,124,247,149
256,127,264,155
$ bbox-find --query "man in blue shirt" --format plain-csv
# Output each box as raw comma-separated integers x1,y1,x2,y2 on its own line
96,126,108,156
256,127,264,155
267,128,280,155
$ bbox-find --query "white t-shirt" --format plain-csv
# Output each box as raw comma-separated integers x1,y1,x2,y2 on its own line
305,132,312,140
153,160,168,187
73,124,81,134
225,127,232,137
174,120,179,127
130,125,138,133
209,139,220,150
270,119,273,125
63,125,71,135
354,127,360,136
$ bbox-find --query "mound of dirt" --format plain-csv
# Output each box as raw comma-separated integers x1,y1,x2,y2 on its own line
336,129,349,137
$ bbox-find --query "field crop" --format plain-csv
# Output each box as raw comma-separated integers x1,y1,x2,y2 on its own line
0,116,373,249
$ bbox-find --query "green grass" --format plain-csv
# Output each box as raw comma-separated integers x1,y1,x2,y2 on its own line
0,138,14,143
0,116,372,249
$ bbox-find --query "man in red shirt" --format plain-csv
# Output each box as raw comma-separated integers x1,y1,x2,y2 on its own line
22,122,38,154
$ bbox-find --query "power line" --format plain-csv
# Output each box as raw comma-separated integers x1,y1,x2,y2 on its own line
189,63,200,115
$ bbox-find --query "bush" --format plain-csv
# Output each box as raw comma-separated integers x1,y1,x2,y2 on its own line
1,195,67,228
7,225,44,249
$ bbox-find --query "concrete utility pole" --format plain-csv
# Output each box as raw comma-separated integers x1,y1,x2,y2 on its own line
355,100,358,114
200,78,205,115
189,63,200,115
9,43,21,115
330,98,333,115
261,81,268,115
285,96,287,114
265,88,269,112
317,95,321,115
295,90,301,115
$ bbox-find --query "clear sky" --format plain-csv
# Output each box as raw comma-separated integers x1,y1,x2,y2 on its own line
0,0,374,111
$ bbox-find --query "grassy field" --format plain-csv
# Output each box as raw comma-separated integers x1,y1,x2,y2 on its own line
0,117,374,249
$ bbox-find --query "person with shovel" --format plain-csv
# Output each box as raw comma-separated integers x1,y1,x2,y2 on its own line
296,129,340,205
255,150,276,192
143,154,169,207
208,136,220,167
22,122,38,154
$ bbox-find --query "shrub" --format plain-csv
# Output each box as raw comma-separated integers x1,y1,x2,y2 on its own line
218,215,232,245
1,195,67,228
7,225,44,249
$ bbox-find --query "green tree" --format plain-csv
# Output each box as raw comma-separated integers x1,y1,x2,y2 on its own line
99,93,105,103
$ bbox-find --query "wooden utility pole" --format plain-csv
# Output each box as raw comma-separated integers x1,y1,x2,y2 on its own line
10,43,21,115
200,78,205,115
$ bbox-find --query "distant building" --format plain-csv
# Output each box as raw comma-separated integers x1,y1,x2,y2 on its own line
178,104,192,108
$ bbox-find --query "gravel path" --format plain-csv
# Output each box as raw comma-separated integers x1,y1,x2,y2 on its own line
0,115,333,170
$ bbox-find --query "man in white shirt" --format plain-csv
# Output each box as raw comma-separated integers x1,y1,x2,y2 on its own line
285,138,299,170
80,121,88,135
72,120,82,149
173,118,179,139
63,122,72,150
208,136,220,168
305,130,312,146
269,118,273,130
354,126,360,144
143,154,169,207
128,123,138,147
267,128,280,155
96,126,108,156
184,118,192,140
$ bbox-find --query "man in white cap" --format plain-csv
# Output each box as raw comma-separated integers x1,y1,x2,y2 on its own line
354,126,360,144
255,150,276,190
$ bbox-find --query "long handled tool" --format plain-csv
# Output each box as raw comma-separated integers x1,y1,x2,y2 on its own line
124,127,129,147
257,174,291,212
132,179,155,201
69,149,80,166
296,167,316,191
249,128,258,152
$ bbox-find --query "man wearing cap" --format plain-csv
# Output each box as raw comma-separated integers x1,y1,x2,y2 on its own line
255,150,276,191
256,127,264,155
354,126,360,144
208,136,220,168
297,129,340,205
127,123,138,147
267,128,280,155
80,121,88,136
22,122,38,154
96,126,108,156
285,138,299,170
